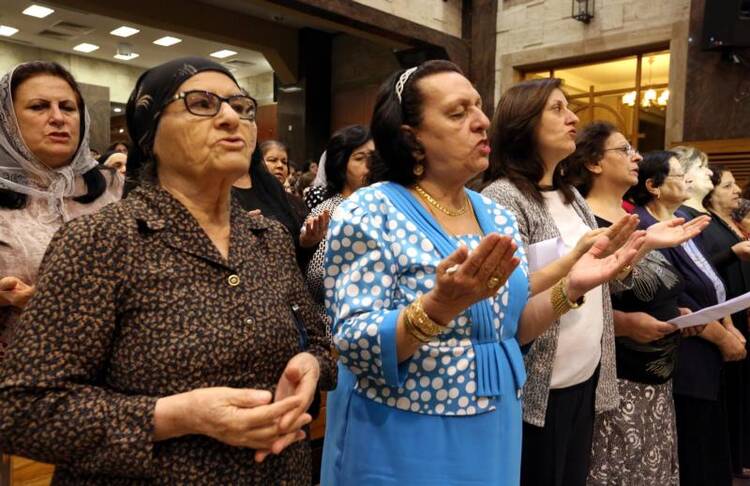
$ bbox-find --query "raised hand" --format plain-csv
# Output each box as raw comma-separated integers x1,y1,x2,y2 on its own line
567,231,646,301
300,211,330,248
426,234,518,314
0,276,35,309
644,216,710,250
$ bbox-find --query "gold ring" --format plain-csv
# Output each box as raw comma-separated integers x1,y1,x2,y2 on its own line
487,276,502,289
621,264,633,274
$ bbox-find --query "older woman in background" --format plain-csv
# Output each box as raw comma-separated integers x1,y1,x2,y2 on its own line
0,57,335,484
0,61,122,360
697,166,750,479
625,152,743,486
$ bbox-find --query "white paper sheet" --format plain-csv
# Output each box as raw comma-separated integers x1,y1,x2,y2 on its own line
668,290,750,328
527,237,566,272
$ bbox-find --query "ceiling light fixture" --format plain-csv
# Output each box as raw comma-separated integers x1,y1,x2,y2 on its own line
153,36,181,47
110,26,139,37
73,42,99,53
210,49,237,59
0,25,19,37
114,53,139,61
22,5,54,18
113,107,123,113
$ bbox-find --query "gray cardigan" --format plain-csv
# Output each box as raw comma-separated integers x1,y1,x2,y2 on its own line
482,178,619,427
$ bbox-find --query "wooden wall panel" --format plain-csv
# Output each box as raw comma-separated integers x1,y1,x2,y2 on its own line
330,85,379,133
256,103,278,144
672,138,750,187
683,0,750,141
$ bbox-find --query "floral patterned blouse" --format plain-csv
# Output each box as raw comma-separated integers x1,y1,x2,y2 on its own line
0,184,336,484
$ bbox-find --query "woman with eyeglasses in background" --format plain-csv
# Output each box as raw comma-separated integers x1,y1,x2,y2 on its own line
563,123,710,485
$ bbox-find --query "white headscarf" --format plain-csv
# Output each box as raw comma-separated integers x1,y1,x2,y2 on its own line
0,63,96,219
311,150,327,187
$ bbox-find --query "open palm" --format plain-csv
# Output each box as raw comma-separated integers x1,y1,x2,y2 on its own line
645,216,710,250
567,231,646,299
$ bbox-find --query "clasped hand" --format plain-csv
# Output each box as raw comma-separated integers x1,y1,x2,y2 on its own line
163,353,320,463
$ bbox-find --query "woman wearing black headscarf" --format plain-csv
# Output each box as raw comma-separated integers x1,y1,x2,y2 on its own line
0,57,335,484
232,146,328,270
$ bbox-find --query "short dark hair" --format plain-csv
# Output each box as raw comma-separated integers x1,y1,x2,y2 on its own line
483,78,575,204
1,61,105,209
562,121,619,198
324,124,372,197
703,165,729,210
368,60,463,186
624,150,676,206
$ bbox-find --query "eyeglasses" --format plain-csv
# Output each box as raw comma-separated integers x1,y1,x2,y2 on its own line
166,90,257,121
667,173,686,179
604,143,639,158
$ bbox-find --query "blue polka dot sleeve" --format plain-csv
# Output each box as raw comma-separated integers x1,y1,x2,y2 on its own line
323,197,409,388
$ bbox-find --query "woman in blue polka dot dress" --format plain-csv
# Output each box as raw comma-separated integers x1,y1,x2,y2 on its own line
320,61,645,485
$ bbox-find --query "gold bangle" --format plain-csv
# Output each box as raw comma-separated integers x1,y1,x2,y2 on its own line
616,264,633,280
404,311,431,343
551,278,585,318
407,296,449,337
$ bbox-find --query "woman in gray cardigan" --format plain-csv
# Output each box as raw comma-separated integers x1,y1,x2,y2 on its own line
482,78,640,486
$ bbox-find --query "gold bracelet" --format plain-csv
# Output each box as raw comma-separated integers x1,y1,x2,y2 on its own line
406,296,449,337
404,310,432,343
550,278,585,318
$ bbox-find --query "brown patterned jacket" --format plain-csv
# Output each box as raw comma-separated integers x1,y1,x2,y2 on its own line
0,184,336,485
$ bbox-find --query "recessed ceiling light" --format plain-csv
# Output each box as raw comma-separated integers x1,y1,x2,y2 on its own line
153,36,181,47
22,5,54,18
0,25,19,37
73,42,99,53
210,49,237,59
114,52,139,61
113,107,122,113
118,128,125,134
110,26,139,38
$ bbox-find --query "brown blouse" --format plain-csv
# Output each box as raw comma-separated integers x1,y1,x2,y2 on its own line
0,184,336,484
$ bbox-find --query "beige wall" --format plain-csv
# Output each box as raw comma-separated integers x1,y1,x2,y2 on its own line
237,72,274,106
495,0,691,145
354,0,462,37
0,40,144,103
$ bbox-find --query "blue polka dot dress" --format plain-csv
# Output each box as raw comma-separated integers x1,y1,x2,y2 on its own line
321,182,530,485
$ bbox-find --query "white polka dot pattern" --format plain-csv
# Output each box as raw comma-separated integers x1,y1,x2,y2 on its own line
324,183,529,416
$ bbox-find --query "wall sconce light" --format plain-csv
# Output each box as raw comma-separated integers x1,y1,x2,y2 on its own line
572,0,595,24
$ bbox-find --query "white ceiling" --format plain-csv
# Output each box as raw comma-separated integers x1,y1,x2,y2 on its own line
0,0,273,78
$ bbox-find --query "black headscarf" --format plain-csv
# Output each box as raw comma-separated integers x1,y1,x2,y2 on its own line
125,57,238,182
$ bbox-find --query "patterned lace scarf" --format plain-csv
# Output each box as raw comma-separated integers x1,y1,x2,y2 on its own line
0,64,95,221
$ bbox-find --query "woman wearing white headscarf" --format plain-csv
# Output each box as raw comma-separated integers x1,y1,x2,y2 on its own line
0,61,122,359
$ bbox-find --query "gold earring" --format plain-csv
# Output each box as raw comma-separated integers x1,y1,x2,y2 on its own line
413,163,424,177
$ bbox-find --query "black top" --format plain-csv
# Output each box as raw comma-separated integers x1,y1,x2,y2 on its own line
596,216,683,384
690,207,750,337
636,206,724,400
232,186,313,270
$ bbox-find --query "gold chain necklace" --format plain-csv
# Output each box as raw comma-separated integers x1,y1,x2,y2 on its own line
414,184,468,217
